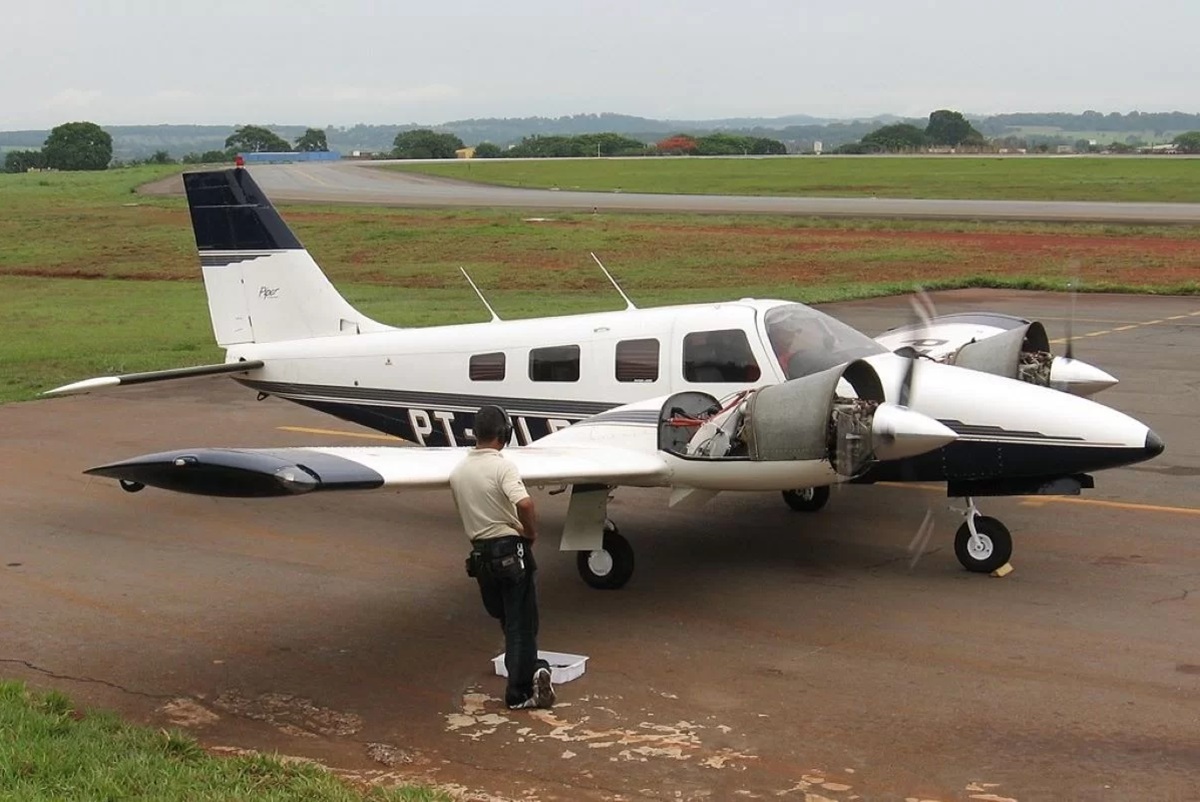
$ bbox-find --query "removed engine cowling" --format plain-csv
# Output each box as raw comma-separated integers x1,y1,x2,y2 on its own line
658,359,957,477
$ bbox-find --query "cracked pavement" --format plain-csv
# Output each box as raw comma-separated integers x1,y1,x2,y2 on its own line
2,290,1199,801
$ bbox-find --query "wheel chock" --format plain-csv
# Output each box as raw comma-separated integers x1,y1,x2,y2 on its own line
991,562,1014,578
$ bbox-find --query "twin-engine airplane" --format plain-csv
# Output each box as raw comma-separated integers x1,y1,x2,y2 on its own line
52,168,1164,589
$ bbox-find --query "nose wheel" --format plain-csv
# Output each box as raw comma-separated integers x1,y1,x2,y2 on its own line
952,498,1012,573
577,521,635,590
781,485,830,512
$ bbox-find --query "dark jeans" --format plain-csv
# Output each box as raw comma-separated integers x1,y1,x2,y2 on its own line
473,537,549,706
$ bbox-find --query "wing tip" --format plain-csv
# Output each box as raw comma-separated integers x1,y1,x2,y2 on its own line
42,377,120,397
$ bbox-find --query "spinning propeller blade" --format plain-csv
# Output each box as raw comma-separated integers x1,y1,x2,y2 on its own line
1050,262,1116,395
898,287,935,408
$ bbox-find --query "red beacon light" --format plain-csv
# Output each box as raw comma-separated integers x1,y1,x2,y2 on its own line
234,154,245,168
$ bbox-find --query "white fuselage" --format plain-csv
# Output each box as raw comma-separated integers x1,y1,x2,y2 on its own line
227,300,797,446
221,297,1157,488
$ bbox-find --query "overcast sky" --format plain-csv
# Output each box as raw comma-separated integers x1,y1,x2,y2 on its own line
4,0,1197,129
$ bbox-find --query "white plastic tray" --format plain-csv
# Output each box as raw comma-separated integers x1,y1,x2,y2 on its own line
493,650,588,684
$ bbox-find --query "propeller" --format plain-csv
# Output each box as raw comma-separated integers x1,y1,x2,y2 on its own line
1049,261,1117,395
897,286,941,569
1064,258,1079,361
897,287,935,408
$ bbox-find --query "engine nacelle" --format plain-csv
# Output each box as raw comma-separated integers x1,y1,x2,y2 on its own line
740,360,883,476
658,360,954,478
948,320,1053,387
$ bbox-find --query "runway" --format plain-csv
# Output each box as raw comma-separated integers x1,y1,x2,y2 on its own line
2,290,1199,801
226,160,1200,224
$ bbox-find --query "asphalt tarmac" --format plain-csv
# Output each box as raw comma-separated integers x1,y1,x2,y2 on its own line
237,160,1200,224
2,290,1198,801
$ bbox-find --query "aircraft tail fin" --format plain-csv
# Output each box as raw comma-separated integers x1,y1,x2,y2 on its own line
184,168,387,346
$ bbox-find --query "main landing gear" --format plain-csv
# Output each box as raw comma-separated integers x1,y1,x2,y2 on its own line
781,485,831,513
576,520,635,590
952,497,1013,573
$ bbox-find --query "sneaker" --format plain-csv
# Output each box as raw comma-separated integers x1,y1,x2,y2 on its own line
533,667,556,709
507,695,538,710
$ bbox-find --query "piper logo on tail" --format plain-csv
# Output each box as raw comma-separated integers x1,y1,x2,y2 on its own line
258,286,281,300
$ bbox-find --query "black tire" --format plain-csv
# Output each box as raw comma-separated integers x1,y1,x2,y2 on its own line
954,516,1012,573
577,529,635,590
781,485,830,512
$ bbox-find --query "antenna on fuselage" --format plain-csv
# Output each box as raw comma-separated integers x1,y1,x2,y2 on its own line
460,267,501,323
590,252,637,311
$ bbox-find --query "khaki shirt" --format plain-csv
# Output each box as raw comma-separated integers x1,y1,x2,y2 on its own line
448,448,530,542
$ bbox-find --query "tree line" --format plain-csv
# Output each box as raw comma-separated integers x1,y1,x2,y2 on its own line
388,129,787,159
4,123,332,173
829,109,1200,154
10,117,1200,173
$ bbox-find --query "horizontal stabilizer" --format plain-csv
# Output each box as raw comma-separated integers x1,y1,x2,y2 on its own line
43,361,264,397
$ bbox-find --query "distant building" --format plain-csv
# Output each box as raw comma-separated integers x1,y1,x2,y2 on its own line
812,140,822,155
455,146,477,159
238,151,340,164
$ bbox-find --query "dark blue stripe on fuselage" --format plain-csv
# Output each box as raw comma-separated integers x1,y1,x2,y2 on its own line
250,380,1146,478
285,397,611,447
240,379,617,419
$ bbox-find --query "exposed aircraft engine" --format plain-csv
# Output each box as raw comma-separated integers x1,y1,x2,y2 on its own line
948,321,1052,386
659,360,955,477
880,312,1116,396
741,360,882,475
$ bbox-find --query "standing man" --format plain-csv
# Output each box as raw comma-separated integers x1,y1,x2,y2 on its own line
449,405,555,710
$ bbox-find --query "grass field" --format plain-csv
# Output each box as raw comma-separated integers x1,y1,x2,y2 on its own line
0,681,444,801
385,156,1200,202
1,166,1198,403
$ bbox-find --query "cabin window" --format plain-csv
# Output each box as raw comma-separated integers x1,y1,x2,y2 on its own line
683,329,762,383
529,345,581,382
615,338,660,383
469,352,506,381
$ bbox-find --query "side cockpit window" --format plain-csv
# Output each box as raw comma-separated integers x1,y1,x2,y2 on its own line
683,329,761,383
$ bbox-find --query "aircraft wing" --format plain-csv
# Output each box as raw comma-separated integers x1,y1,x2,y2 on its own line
85,444,671,498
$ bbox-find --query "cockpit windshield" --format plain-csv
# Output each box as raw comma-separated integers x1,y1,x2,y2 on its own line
764,303,887,380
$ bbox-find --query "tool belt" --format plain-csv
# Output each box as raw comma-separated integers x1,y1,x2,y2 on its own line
466,536,527,581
